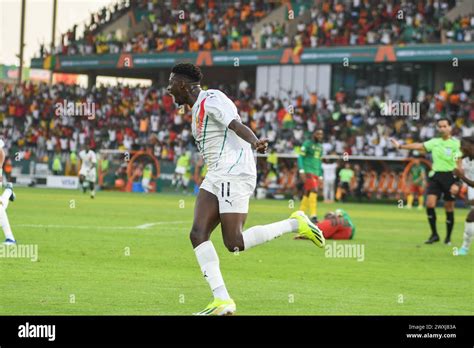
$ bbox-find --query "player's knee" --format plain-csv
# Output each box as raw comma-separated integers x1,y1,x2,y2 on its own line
224,242,243,253
223,238,244,252
426,202,435,209
467,211,474,222
189,227,208,247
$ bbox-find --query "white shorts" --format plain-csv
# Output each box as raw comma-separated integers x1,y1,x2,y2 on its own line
175,166,186,175
468,186,474,201
79,168,96,182
200,174,256,214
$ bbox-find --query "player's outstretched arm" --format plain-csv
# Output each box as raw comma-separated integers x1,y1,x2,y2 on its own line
390,138,425,151
228,119,268,154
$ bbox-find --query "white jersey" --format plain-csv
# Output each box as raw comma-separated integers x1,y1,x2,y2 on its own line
79,149,97,172
462,157,474,180
322,163,337,181
191,89,256,178
0,139,4,149
462,157,474,200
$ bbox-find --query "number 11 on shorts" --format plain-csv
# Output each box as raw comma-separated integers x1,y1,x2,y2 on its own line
221,182,230,198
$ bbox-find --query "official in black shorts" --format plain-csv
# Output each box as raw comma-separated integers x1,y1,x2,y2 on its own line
427,172,457,201
391,118,462,244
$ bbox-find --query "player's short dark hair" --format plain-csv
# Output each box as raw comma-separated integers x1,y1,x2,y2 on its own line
437,118,452,126
171,63,203,83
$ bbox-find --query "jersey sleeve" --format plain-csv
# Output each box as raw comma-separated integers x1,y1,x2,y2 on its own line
204,94,237,128
298,140,310,170
90,152,97,164
297,156,304,171
423,138,437,152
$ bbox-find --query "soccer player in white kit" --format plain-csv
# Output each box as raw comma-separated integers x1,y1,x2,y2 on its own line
453,137,474,255
166,63,325,316
78,144,97,199
0,139,17,244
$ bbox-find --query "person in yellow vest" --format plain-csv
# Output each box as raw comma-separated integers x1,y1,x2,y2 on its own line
69,151,78,175
173,151,191,191
52,151,63,175
142,163,153,193
267,149,278,172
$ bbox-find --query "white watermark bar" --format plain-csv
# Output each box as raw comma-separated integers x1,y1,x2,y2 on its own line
380,100,420,119
54,100,96,120
324,241,365,262
0,244,38,262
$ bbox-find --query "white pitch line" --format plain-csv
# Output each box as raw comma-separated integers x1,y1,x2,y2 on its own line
16,221,190,230
135,221,189,229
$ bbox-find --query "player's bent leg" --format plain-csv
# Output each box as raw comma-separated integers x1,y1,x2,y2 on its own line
190,189,220,248
0,183,14,209
219,213,246,252
79,175,88,193
459,206,474,255
290,211,325,247
89,182,96,199
220,211,301,252
0,203,15,244
191,188,234,315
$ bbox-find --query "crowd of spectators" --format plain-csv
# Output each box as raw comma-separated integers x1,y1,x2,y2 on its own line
41,0,277,57
282,0,473,50
38,0,473,58
0,79,472,173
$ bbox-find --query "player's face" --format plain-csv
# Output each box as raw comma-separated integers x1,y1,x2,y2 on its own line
437,120,451,136
314,130,323,142
167,73,186,105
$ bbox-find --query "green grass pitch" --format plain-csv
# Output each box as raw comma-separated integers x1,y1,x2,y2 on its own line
1,187,472,315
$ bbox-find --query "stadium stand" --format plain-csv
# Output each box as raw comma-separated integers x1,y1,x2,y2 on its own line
37,0,473,57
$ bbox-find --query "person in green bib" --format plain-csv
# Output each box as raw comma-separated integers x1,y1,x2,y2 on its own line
52,151,63,175
142,163,153,193
338,163,354,202
391,118,463,245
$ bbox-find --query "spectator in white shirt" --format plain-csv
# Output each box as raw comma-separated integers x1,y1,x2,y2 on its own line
322,159,338,202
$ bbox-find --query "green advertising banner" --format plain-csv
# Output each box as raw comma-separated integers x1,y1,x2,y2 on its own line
30,44,474,71
0,65,30,81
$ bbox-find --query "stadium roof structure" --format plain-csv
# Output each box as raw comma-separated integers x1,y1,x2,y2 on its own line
31,43,474,79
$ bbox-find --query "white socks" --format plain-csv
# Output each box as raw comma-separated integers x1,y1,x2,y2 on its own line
193,219,299,300
242,218,299,250
462,221,474,250
0,206,14,241
194,241,230,300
